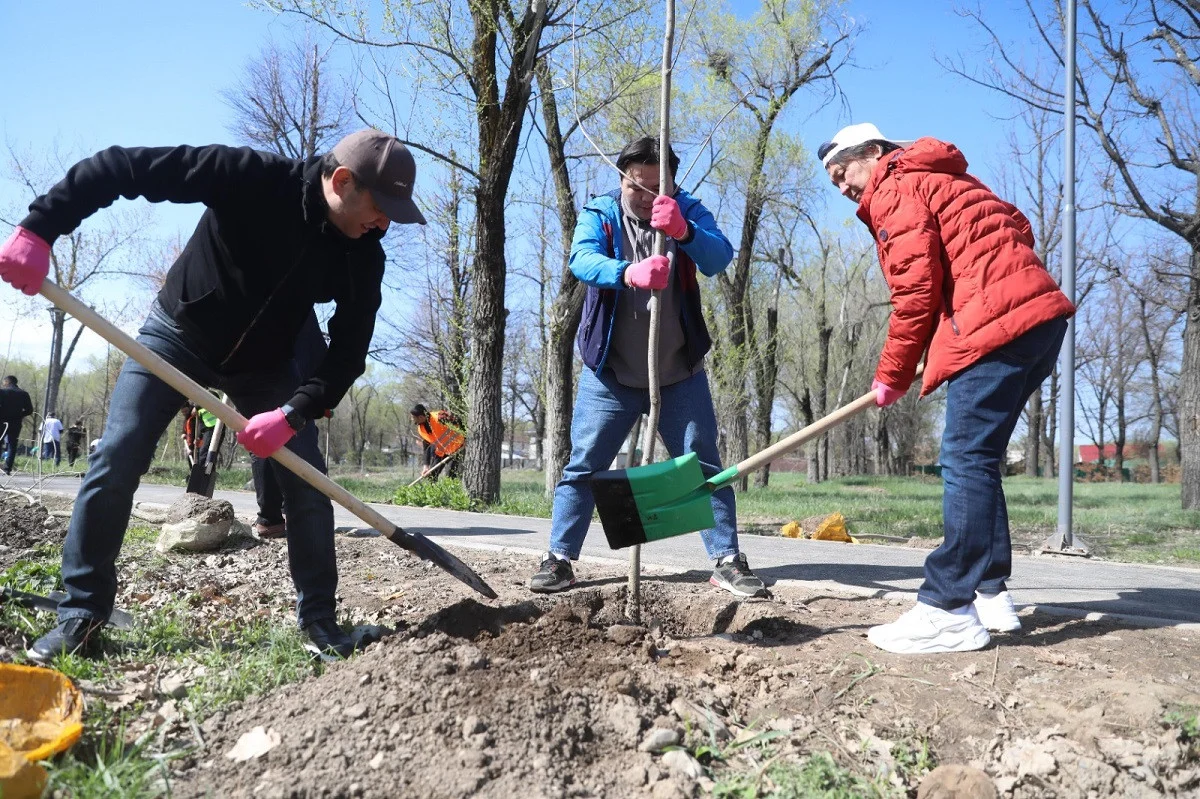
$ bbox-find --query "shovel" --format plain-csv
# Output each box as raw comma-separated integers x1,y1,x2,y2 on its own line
185,394,228,497
405,453,454,488
591,367,922,548
1,587,134,630
38,280,496,600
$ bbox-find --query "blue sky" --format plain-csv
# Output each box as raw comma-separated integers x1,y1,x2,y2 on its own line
0,0,1051,368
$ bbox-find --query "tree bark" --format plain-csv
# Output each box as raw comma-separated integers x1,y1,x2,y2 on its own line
535,62,586,496
1024,388,1042,477
461,0,549,503
1181,246,1200,507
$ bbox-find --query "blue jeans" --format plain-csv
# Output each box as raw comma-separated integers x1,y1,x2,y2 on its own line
59,304,337,628
549,367,738,561
41,441,61,466
919,318,1068,610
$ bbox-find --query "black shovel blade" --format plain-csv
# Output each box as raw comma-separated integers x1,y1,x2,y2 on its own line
383,525,497,600
184,460,217,497
1,587,134,629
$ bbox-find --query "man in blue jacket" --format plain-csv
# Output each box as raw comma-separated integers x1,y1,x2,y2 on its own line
529,137,766,598
0,129,426,661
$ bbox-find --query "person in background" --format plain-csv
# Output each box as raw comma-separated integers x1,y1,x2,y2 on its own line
65,418,86,467
41,410,63,466
409,404,465,481
0,375,34,475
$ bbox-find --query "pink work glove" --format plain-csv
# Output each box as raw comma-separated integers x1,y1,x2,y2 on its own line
650,195,689,240
0,227,51,296
237,409,295,458
624,254,670,290
872,380,905,408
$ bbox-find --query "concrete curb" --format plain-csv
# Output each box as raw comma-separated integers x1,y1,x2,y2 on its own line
439,540,1200,632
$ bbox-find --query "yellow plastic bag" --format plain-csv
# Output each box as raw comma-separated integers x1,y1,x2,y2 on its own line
779,521,803,539
0,662,84,798
811,512,858,543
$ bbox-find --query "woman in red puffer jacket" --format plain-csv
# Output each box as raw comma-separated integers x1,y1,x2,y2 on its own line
818,123,1075,655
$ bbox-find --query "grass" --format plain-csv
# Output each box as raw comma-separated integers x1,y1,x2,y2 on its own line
711,751,902,799
0,520,320,797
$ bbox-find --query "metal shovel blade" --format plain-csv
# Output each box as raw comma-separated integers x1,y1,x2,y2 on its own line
590,452,717,549
384,524,498,600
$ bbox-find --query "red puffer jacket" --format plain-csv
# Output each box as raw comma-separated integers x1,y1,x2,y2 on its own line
856,138,1075,396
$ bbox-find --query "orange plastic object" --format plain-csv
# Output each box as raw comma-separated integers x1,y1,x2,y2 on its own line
0,662,84,761
811,512,856,543
0,740,48,799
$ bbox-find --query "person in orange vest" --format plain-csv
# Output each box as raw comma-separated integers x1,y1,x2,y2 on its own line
410,404,465,481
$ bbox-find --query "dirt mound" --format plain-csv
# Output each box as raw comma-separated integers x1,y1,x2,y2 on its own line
173,587,803,799
0,493,58,570
166,547,1200,799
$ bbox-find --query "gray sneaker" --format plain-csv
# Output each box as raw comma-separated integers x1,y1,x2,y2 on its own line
529,554,576,593
710,553,768,598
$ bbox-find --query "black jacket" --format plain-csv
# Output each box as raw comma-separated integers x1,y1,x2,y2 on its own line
20,145,385,419
0,387,33,421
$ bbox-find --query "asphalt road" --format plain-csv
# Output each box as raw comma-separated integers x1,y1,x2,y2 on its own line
7,473,1199,626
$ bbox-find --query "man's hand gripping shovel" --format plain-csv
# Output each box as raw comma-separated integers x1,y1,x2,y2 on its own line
38,280,497,600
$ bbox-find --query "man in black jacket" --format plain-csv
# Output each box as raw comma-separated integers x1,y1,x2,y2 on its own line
0,375,34,475
0,129,426,661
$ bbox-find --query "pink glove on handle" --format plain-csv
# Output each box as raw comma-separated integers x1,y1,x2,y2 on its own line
0,227,51,296
872,380,905,408
237,409,296,458
624,254,670,290
650,195,689,240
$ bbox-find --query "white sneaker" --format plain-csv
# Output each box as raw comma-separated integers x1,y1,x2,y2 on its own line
867,602,990,654
974,590,1021,632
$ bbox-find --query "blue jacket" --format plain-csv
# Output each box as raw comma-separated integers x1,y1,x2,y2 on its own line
571,188,733,374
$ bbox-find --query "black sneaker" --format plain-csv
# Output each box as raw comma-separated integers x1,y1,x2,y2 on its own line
304,618,356,659
710,553,769,598
529,554,576,594
26,617,105,663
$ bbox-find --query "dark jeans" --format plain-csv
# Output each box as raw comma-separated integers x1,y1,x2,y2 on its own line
41,441,61,466
59,304,337,628
919,317,1069,610
0,418,20,472
252,456,285,524
549,367,738,561
253,310,327,524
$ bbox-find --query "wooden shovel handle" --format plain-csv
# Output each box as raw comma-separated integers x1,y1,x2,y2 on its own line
732,364,926,478
38,280,402,540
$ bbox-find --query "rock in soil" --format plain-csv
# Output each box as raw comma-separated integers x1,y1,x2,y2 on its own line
917,764,998,799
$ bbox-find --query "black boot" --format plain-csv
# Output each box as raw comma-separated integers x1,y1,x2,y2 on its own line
304,618,355,659
27,617,105,663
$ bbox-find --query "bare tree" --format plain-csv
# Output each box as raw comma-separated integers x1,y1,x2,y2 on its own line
945,0,1200,505
697,0,853,488
2,146,148,419
222,36,353,159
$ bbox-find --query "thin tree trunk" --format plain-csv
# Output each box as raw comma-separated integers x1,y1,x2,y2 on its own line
1181,245,1200,507
535,62,585,496
1025,388,1042,476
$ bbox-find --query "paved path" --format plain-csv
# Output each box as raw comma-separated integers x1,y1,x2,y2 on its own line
8,474,1199,626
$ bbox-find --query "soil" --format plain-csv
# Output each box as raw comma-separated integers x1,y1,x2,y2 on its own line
160,539,1198,799
0,491,61,570
3,503,1198,797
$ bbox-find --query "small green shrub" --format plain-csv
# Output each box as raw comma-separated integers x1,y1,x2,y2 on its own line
393,478,473,510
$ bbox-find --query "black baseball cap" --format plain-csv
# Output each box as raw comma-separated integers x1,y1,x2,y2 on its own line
331,129,427,225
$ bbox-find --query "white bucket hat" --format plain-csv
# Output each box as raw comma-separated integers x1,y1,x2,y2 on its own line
818,123,915,167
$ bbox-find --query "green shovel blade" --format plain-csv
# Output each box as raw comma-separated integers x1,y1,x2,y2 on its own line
592,453,736,548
